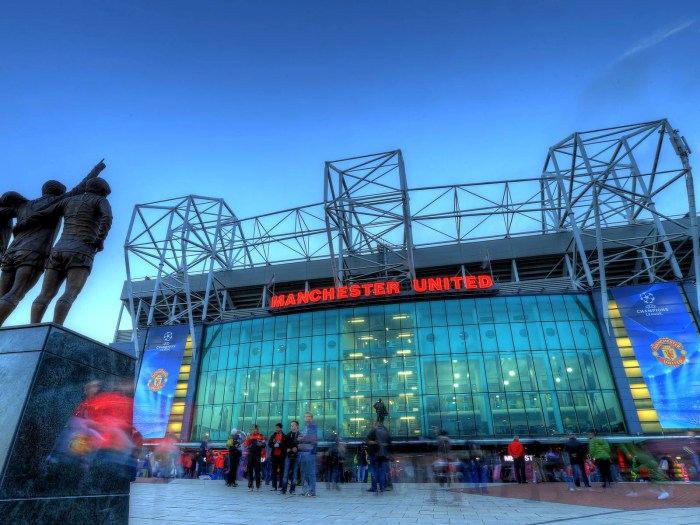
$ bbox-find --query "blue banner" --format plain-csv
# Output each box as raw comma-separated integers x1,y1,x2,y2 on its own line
612,283,700,429
133,325,190,438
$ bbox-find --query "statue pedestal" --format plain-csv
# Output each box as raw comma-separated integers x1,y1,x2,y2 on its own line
0,324,136,525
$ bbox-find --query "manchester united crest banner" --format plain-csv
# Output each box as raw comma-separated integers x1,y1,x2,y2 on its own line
612,283,700,429
133,325,190,438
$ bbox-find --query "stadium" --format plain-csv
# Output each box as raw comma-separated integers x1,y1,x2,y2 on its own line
117,119,700,451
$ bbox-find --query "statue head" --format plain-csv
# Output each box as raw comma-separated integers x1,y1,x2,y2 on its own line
41,180,67,196
86,177,111,197
0,191,29,207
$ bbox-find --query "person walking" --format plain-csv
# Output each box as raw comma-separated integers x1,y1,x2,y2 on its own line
280,420,300,495
244,425,266,491
588,432,613,488
298,412,318,497
268,423,286,491
508,436,527,484
564,434,590,489
356,441,369,482
227,429,242,487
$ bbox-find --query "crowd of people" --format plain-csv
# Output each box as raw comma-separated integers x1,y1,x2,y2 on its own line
133,422,700,502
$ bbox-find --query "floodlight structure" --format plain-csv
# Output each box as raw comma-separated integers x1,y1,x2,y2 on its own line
539,119,698,306
324,151,416,286
120,119,698,348
122,196,246,355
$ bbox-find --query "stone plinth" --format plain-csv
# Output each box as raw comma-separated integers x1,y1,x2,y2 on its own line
0,324,136,525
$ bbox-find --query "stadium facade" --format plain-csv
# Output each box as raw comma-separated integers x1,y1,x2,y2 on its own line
118,120,700,445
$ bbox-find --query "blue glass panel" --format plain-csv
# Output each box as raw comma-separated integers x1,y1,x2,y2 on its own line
273,316,287,339
479,324,498,352
541,322,561,349
520,296,541,322
495,324,515,352
368,305,385,331
285,339,299,364
511,322,531,351
491,298,509,323
260,340,273,366
549,295,567,320
506,296,526,321
430,301,447,326
445,299,462,325
462,325,482,353
416,327,436,355
223,370,236,404
555,321,575,349
476,298,494,323
272,339,286,365
312,311,326,336
447,326,467,355
325,336,339,361
421,356,438,394
432,326,450,354
563,295,584,321
239,320,252,343
299,313,312,337
286,314,300,338
312,335,325,362
251,318,264,342
536,296,555,321
415,302,432,327
262,316,275,340
248,343,262,368
298,337,312,363
460,299,478,324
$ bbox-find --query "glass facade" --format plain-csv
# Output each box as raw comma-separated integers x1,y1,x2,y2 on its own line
192,294,625,441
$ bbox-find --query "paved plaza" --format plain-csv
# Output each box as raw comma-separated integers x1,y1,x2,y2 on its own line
129,480,700,525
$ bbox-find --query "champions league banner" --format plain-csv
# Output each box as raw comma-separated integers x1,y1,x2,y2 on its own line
612,283,700,429
133,325,190,438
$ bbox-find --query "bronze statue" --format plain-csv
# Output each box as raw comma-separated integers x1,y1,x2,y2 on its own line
30,177,112,325
0,161,105,326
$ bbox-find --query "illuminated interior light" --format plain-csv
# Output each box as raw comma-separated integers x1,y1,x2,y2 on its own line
396,350,411,355
358,336,374,341
349,318,365,323
397,333,412,338
400,416,416,420
503,380,510,386
348,353,364,357
398,371,413,375
508,370,516,377
349,373,364,378
392,314,408,320
454,373,460,379
270,382,276,387
453,383,459,388
566,367,573,372
315,381,322,386
555,377,561,383
350,418,365,421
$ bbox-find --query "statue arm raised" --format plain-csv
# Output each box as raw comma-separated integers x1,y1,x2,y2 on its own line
66,159,106,198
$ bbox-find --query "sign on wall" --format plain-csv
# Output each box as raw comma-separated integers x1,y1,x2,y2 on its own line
612,283,700,429
133,325,190,438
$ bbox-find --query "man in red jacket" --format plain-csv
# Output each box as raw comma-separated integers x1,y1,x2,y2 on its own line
508,436,527,484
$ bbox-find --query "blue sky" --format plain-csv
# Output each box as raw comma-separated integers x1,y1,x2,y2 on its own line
1,0,699,343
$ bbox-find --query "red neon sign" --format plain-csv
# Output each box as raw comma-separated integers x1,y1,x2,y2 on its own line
270,275,493,309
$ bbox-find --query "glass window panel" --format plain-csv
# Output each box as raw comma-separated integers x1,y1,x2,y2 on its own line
223,370,236,404
435,357,455,393
286,314,300,338
432,326,450,354
557,392,577,433
326,336,339,361
536,296,555,321
298,365,311,400
542,322,561,349
452,355,470,394
199,405,213,438
479,324,498,352
485,356,504,391
532,352,556,390
430,301,447,326
562,350,584,389
591,349,615,389
491,298,509,323
213,372,226,405
260,340,273,366
352,306,370,329
246,370,259,401
421,357,438,394
311,366,325,399
312,311,326,336
520,296,540,322
274,316,287,339
299,314,312,337
200,345,212,372
523,393,546,434
272,339,286,365
511,323,531,351
311,335,325,362
416,327,436,355
602,392,625,433
549,352,569,389
549,296,567,321
415,302,432,327
563,295,584,321
235,369,248,401
583,320,603,348
528,322,546,351
506,392,528,435
284,339,299,364
370,358,389,397
239,320,252,343
262,317,275,340
226,344,238,369
572,392,594,433
556,321,575,350
462,325,482,353
495,324,515,352
229,323,241,345
577,351,599,390
248,344,262,368
298,337,312,363
460,299,478,325
506,297,526,321
210,405,223,440
541,393,562,434
398,303,416,330
368,305,385,332
285,365,298,400
516,352,536,390
257,367,272,402
467,356,487,393
472,394,492,435
490,394,511,435
476,298,493,323
578,296,597,322
251,318,264,342
445,300,462,325
447,326,467,355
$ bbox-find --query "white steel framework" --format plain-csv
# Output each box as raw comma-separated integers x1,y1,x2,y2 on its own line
120,119,697,347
